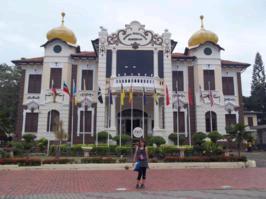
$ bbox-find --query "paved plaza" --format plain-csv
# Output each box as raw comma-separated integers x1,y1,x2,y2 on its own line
1,168,266,198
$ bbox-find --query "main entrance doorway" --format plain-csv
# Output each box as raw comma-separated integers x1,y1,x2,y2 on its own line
117,109,148,137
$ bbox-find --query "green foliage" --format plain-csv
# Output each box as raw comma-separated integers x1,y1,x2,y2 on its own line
168,133,186,145
70,144,83,156
160,145,178,156
147,136,166,146
202,141,223,156
113,135,131,145
208,131,223,143
192,132,207,145
115,146,132,156
97,131,112,143
81,157,116,163
36,138,48,152
163,155,247,162
226,123,252,157
22,134,36,143
0,64,22,135
147,146,161,158
91,145,109,156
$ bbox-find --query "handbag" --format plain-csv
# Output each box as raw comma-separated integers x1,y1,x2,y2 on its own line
133,161,141,172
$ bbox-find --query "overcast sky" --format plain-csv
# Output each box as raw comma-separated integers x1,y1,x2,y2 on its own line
0,0,266,96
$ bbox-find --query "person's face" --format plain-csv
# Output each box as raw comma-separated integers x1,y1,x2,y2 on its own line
140,140,144,147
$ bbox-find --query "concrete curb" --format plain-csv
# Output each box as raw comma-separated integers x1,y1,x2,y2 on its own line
0,160,256,171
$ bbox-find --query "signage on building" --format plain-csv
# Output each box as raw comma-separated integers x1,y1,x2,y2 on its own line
133,127,144,138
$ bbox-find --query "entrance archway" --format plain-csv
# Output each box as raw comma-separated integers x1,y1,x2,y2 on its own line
117,109,148,137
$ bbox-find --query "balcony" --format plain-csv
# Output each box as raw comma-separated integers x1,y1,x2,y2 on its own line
110,76,164,93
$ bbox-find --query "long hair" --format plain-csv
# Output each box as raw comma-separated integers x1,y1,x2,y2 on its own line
138,138,146,148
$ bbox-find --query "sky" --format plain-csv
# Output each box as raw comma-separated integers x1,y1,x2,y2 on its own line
0,0,266,96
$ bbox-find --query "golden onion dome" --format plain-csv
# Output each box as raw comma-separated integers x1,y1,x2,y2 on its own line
188,15,218,47
46,12,77,45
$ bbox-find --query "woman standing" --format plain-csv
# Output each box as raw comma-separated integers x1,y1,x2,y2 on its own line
132,138,149,189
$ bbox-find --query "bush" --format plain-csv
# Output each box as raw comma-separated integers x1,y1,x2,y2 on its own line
184,147,193,157
168,133,186,145
91,145,109,156
22,134,36,143
42,158,75,164
202,141,224,156
208,131,223,143
37,138,48,152
10,141,24,156
160,145,178,156
0,148,9,158
81,157,116,163
164,155,247,162
0,157,41,166
148,136,166,147
115,146,132,156
113,135,131,145
98,131,112,143
192,132,207,146
70,144,84,156
147,146,160,158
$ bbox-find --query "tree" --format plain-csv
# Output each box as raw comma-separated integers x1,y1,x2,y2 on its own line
251,52,265,94
226,123,252,157
0,64,22,135
208,131,223,143
53,120,68,158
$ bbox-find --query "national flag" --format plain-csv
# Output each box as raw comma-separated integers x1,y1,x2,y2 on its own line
51,80,57,96
128,83,133,105
108,86,113,105
188,87,193,106
165,82,170,106
199,85,205,103
153,87,158,105
63,81,70,95
72,80,77,96
143,87,147,105
120,84,125,106
98,87,103,104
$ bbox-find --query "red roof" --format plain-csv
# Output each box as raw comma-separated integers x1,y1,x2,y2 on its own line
221,60,250,67
12,57,43,65
71,51,96,58
171,52,195,59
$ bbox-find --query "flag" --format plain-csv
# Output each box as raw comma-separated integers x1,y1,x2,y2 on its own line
165,83,170,106
143,87,147,105
98,87,103,104
63,81,70,95
153,87,158,105
188,87,193,106
108,86,113,105
199,85,205,103
51,80,57,96
120,84,125,106
72,80,77,105
128,83,133,105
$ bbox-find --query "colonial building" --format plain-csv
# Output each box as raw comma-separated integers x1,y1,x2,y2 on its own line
13,13,250,144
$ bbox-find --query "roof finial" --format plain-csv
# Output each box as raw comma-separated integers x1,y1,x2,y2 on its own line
200,15,204,29
61,12,65,25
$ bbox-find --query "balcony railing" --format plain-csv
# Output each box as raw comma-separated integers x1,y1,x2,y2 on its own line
110,76,164,93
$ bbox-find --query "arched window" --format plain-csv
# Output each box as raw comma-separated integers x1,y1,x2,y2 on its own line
47,110,60,132
205,111,217,132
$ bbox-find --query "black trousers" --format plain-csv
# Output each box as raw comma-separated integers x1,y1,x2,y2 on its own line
137,167,147,180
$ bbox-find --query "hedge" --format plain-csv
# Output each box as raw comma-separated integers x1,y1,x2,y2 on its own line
81,157,116,163
164,155,247,162
42,158,75,164
0,158,41,166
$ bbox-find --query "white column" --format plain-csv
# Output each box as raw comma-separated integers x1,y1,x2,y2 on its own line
153,99,160,130
111,48,117,77
110,96,117,130
154,49,158,77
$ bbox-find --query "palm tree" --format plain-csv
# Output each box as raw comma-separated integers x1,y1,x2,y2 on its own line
226,123,252,157
54,120,67,158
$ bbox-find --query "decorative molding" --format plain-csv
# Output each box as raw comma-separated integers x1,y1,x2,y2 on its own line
107,21,163,49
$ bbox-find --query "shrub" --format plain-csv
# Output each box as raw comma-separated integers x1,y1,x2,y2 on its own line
115,146,132,156
208,131,223,143
192,132,207,146
22,134,36,143
98,131,112,143
148,136,166,147
70,144,84,156
168,133,186,145
42,158,75,164
202,141,224,156
164,155,247,162
91,145,109,156
113,135,131,145
0,157,41,166
147,146,160,158
160,145,178,156
10,141,24,156
37,138,48,152
81,157,116,163
0,148,9,158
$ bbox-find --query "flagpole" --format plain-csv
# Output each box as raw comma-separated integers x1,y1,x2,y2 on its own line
131,82,133,139
176,81,179,147
71,95,74,147
119,95,122,147
188,104,191,146
142,88,145,138
108,88,110,147
47,108,51,156
208,81,212,132
83,102,85,145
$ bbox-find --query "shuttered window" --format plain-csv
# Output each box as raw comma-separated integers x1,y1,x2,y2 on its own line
81,70,93,90
49,68,62,89
25,113,38,132
222,77,235,95
173,112,185,132
248,117,254,127
172,71,184,92
28,75,42,93
205,111,217,132
204,70,215,90
80,111,92,133
225,114,236,128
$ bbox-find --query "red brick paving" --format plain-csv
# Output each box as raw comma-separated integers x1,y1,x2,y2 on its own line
1,168,266,196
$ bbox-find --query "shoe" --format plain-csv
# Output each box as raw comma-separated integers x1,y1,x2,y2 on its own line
136,184,140,189
140,184,145,189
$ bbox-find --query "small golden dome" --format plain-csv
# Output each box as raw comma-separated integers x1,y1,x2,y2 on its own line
46,12,77,45
188,15,218,47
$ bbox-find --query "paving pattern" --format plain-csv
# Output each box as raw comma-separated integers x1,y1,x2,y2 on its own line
1,168,266,198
